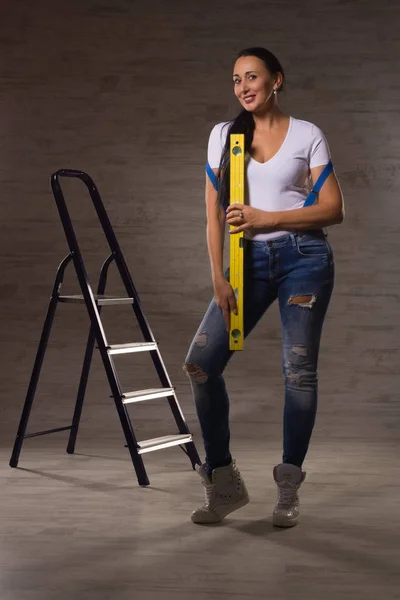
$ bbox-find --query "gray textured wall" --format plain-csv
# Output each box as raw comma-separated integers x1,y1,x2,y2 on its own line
1,0,399,455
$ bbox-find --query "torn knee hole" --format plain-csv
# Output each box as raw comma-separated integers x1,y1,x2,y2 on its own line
291,345,308,357
288,294,316,309
287,371,299,384
183,362,209,384
285,369,317,388
194,332,208,347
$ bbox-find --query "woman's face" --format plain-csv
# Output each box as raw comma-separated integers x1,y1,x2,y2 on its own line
233,56,278,112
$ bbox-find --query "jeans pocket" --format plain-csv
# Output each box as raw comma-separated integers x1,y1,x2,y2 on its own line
296,235,331,258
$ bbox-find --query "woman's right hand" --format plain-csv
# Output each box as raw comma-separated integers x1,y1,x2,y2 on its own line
213,276,238,332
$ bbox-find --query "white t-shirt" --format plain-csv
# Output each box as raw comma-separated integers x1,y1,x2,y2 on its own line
207,116,331,241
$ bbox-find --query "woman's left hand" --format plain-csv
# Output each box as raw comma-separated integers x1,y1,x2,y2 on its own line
226,203,274,234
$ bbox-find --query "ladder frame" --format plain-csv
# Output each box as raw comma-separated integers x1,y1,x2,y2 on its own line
9,170,201,486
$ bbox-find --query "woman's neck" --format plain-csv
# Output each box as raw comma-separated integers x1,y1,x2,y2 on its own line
252,105,288,130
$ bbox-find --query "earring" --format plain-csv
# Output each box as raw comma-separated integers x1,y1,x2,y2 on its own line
274,89,278,95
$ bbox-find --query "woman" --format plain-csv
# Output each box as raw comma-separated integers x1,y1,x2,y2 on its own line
183,47,344,527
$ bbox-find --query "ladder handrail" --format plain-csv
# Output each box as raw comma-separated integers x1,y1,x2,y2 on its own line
51,169,140,303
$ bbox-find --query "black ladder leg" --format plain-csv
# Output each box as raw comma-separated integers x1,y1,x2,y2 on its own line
10,294,60,467
67,255,113,455
183,440,201,470
167,397,201,469
10,255,72,468
10,256,74,467
148,346,202,470
66,322,96,454
109,381,150,486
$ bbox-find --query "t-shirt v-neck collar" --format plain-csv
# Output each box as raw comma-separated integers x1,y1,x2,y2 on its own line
248,116,293,166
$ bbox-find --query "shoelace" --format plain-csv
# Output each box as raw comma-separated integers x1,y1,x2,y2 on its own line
200,462,238,507
277,484,299,507
202,480,215,507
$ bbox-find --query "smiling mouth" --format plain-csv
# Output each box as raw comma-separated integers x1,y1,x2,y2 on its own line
244,95,256,103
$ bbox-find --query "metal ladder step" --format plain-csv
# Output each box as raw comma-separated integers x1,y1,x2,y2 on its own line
122,387,175,404
137,433,193,454
107,342,157,355
58,294,134,306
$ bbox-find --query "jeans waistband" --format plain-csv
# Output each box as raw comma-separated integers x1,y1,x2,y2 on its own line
245,229,327,249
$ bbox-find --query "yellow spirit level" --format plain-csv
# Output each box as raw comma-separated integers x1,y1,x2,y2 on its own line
229,133,245,351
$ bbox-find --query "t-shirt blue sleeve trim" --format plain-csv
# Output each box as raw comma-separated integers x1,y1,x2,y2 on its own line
206,161,220,192
303,160,333,207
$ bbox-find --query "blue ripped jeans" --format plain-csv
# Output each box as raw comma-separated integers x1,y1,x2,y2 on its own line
184,230,334,475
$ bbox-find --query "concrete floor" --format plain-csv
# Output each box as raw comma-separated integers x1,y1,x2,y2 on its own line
2,431,400,600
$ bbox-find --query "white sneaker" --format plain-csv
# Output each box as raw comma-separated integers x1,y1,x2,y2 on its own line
273,463,306,528
191,460,249,524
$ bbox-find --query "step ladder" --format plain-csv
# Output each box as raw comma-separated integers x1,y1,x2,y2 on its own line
9,169,201,486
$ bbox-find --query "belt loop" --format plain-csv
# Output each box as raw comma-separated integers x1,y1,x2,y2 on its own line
290,233,296,247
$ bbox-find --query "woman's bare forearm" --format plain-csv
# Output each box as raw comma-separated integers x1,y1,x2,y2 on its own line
207,210,226,283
